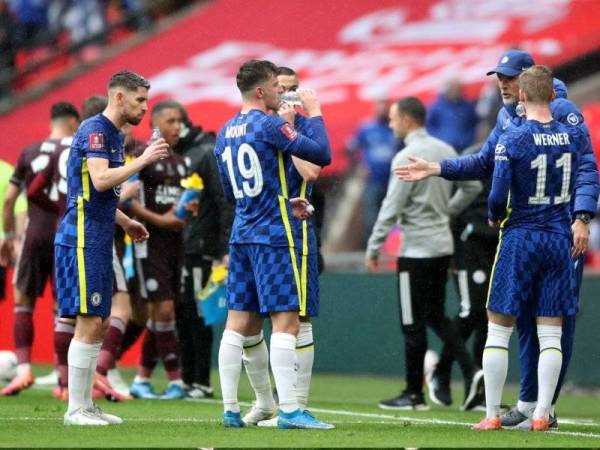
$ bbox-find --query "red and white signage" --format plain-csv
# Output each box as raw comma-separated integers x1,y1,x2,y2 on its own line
1,0,599,175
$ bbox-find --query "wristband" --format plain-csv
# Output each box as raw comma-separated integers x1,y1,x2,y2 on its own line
575,213,592,225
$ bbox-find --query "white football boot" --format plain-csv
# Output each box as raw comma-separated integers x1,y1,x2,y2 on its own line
242,403,277,426
64,408,109,426
87,403,123,424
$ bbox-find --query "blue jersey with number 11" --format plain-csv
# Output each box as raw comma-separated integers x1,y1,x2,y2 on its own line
489,120,587,235
214,109,328,248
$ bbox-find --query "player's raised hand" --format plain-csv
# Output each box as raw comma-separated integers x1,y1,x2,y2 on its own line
123,218,149,243
572,219,589,257
394,156,441,181
140,138,170,165
278,102,296,126
297,89,321,117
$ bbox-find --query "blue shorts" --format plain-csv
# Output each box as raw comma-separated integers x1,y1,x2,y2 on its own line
55,244,113,318
298,251,319,317
227,244,301,314
487,228,577,318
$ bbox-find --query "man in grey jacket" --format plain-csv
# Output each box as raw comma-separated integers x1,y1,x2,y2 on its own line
365,96,483,410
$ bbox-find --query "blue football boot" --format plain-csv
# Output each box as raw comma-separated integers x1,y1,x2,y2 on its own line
129,381,157,399
223,411,245,428
160,382,186,400
278,409,335,429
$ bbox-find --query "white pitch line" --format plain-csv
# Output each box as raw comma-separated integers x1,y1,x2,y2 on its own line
197,398,598,428
2,402,598,439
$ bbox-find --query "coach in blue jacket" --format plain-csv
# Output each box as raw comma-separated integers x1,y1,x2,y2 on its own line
394,49,600,429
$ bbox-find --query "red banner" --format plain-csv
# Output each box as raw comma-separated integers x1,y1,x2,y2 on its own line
1,0,600,175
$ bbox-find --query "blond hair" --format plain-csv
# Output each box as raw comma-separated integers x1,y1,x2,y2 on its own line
518,65,554,103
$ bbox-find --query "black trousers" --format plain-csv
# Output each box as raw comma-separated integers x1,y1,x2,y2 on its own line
435,236,497,379
175,254,214,387
397,256,475,394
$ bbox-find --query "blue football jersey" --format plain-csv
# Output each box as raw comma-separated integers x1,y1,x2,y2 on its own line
214,109,323,247
54,114,125,249
287,114,318,255
489,120,586,235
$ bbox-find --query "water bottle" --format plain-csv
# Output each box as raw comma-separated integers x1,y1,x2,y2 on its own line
175,173,204,219
150,126,162,143
280,91,302,106
515,102,526,118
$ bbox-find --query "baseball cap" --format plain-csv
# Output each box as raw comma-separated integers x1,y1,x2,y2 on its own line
486,49,535,77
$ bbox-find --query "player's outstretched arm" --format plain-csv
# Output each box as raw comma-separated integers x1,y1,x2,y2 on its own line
87,139,169,192
394,155,441,181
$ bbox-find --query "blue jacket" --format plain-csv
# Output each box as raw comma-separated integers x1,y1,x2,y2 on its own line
440,78,599,215
426,95,478,152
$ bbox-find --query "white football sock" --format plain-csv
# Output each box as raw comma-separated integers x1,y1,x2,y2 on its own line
84,341,102,408
218,330,244,413
296,322,314,411
67,340,97,414
270,332,299,414
533,324,562,421
242,331,275,410
482,322,512,420
517,400,537,417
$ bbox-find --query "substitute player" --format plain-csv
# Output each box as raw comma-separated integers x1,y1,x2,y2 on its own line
215,59,332,429
474,66,586,431
54,70,169,425
395,50,599,425
0,102,79,396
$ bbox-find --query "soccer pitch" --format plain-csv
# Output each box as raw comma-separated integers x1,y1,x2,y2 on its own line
1,367,599,448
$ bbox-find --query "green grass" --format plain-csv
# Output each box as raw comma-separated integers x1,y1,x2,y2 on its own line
0,366,599,447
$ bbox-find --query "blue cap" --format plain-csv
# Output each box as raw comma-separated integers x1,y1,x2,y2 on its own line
486,50,535,77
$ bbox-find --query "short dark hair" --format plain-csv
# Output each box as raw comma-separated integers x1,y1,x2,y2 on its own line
50,102,79,121
396,96,426,125
277,66,296,76
236,60,278,94
81,95,108,119
108,70,150,92
151,99,182,120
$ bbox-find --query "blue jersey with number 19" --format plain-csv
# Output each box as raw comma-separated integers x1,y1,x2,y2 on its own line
214,109,328,248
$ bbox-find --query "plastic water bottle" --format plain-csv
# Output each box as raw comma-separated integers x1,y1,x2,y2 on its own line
150,126,162,143
175,173,204,219
280,91,302,106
